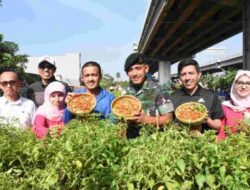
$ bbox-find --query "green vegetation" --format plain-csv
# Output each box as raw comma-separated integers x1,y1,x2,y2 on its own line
0,117,249,189
0,34,28,78
200,69,237,91
0,33,40,87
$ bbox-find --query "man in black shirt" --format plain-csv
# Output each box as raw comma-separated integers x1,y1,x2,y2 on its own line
26,56,71,107
170,58,224,132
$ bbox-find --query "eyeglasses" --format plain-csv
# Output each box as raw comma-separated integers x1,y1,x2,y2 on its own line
39,64,54,69
0,80,18,87
236,81,250,87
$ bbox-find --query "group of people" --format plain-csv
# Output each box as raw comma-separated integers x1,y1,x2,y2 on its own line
0,53,249,139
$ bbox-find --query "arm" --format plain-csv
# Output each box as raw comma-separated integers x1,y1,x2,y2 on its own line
135,84,174,127
207,93,225,131
205,117,221,130
32,115,48,139
133,112,173,127
63,108,75,124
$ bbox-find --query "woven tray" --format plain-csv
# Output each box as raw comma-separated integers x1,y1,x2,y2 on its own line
111,95,142,119
175,102,207,126
68,93,96,115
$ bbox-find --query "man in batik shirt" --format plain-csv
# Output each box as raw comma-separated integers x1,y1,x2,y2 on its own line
123,53,174,138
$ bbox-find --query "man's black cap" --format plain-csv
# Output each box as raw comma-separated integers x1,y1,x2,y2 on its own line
124,52,146,72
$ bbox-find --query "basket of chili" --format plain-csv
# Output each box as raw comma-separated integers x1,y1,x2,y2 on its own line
68,93,96,115
111,95,142,119
175,102,207,126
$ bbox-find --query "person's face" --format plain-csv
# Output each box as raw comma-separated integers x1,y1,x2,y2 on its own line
0,71,20,97
127,64,149,85
81,66,101,91
235,75,250,98
49,91,65,109
179,65,201,93
38,63,56,81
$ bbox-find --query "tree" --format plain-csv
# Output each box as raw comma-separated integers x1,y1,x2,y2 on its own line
0,33,29,80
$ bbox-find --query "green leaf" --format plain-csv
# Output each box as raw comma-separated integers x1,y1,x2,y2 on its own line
219,166,226,178
182,180,193,190
75,160,82,169
151,133,157,140
176,159,185,174
166,181,179,190
205,174,215,188
65,140,72,152
195,174,205,189
148,179,155,189
127,182,134,190
46,173,58,185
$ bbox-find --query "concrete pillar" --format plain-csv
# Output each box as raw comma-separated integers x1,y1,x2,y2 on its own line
243,0,250,70
158,60,171,85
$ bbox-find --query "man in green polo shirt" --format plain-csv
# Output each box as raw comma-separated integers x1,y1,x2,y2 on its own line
123,52,174,138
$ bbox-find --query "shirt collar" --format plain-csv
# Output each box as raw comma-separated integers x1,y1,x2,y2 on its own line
40,77,57,88
180,85,202,96
128,78,150,96
2,95,23,105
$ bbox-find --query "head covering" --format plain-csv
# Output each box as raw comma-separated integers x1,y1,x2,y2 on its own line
223,70,250,111
38,55,56,68
33,81,66,122
124,52,146,72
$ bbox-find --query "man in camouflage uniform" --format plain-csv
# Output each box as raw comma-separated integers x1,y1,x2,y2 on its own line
123,53,174,138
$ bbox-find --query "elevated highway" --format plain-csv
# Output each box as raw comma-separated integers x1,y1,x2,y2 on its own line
171,52,243,78
137,0,250,83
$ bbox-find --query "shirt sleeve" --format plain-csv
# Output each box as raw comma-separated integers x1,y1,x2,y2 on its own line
30,102,37,126
32,115,48,139
63,108,75,124
105,94,116,118
210,93,224,120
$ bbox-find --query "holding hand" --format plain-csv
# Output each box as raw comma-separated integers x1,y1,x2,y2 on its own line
65,92,77,104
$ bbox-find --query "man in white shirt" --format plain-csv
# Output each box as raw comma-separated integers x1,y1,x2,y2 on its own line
0,69,36,128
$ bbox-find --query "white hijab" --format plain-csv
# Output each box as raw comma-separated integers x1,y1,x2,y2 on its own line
223,70,250,112
33,81,66,122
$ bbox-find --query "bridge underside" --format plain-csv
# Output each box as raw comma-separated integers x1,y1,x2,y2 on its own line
138,0,243,73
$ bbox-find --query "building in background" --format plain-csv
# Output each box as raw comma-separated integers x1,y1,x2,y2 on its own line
25,53,81,87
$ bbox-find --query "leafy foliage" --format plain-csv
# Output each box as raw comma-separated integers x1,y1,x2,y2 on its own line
200,69,237,91
0,118,249,189
0,33,29,80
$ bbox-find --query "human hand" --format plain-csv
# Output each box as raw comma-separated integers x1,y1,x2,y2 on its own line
126,110,146,123
203,111,210,123
65,92,76,104
49,125,64,138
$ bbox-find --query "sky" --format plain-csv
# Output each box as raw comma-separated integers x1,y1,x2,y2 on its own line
0,0,148,80
0,0,243,79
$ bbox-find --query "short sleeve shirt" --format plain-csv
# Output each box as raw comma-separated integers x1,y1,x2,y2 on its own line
0,96,37,128
123,80,174,116
170,85,224,131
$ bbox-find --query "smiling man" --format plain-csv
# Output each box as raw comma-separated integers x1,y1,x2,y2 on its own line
26,56,71,107
123,53,173,139
63,61,115,123
0,69,36,128
170,58,224,132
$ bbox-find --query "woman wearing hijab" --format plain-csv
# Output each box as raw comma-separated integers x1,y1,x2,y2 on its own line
217,70,250,139
33,81,66,139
